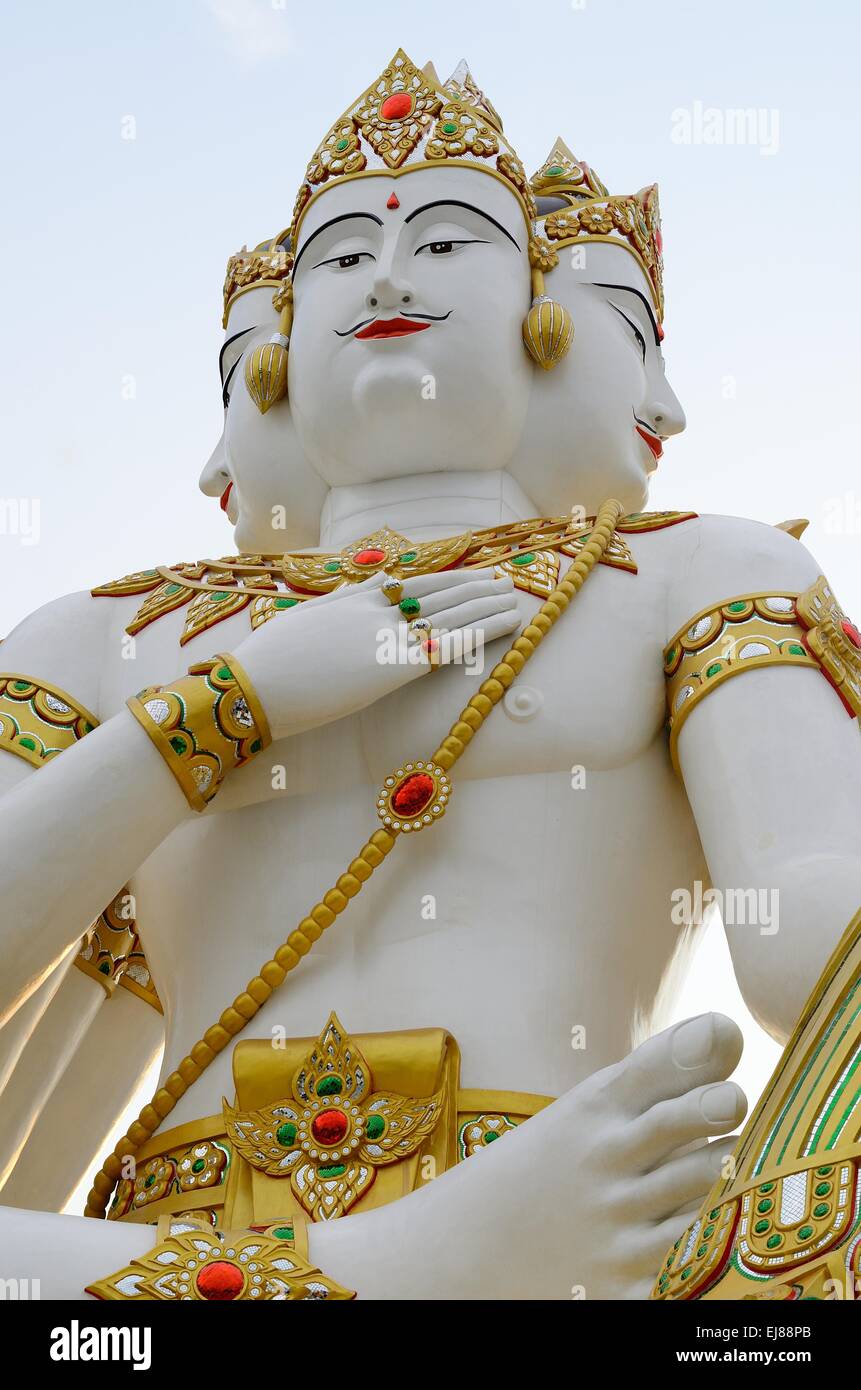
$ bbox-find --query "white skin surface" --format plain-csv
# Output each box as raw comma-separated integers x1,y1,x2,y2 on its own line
2,162,859,1299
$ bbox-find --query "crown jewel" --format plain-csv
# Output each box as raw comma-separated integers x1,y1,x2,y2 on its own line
221,57,665,327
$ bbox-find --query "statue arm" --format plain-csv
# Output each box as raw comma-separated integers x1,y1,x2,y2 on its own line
667,515,861,1042
0,591,192,1024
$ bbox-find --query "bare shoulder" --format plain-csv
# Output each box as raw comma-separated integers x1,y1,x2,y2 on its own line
659,514,822,636
0,588,130,718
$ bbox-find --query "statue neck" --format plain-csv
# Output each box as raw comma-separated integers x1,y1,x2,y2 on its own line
318,470,539,551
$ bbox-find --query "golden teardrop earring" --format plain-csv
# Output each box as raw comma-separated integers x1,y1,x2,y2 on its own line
521,238,574,371
245,283,293,414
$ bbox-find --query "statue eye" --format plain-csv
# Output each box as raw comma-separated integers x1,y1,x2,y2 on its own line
338,254,361,268
429,241,453,255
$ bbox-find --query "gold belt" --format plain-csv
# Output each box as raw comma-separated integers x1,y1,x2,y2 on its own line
108,1012,553,1228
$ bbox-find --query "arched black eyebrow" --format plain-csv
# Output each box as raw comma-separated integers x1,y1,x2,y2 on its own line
293,211,384,275
219,325,256,386
403,199,521,251
591,282,661,346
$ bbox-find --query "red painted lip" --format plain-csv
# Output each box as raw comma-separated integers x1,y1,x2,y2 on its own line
220,482,233,512
635,425,663,462
355,316,431,340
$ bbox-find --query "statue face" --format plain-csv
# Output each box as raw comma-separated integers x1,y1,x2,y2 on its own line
288,165,533,485
199,287,327,551
510,240,686,516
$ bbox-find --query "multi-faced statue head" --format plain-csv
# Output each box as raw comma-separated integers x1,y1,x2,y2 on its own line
201,50,686,543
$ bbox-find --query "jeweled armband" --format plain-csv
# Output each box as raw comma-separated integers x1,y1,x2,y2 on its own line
86,1213,355,1301
663,579,861,771
127,654,271,811
0,674,98,766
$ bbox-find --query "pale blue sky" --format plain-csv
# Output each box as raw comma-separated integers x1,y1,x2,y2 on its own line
3,0,858,1174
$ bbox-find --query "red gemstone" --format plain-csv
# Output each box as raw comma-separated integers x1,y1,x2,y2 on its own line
354,548,386,566
196,1260,244,1300
842,620,861,648
380,92,413,121
386,192,400,209
391,772,435,817
311,1109,350,1146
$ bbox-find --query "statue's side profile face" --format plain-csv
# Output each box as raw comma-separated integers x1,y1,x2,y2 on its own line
288,165,533,484
511,240,686,517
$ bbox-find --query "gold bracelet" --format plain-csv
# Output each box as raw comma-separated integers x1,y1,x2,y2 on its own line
128,653,271,811
86,1213,355,1301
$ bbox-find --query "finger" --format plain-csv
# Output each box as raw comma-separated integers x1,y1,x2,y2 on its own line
412,577,514,619
425,594,520,633
623,1136,737,1222
397,567,503,598
608,1013,743,1118
624,1082,747,1171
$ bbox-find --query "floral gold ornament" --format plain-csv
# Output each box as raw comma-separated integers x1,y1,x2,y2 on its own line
0,675,97,767
223,1012,447,1221
75,887,162,1013
127,653,271,811
222,244,293,329
84,500,625,1219
521,234,573,371
664,582,860,771
651,907,861,1300
90,513,699,645
86,1215,355,1301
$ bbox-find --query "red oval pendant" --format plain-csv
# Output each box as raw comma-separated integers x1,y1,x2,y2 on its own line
391,772,435,817
311,1109,350,1146
196,1260,244,1300
353,548,386,567
380,92,413,122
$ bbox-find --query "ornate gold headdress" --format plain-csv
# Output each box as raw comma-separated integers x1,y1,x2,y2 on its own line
530,137,665,324
222,52,666,412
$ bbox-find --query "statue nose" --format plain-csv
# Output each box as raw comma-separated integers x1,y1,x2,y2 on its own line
366,268,414,312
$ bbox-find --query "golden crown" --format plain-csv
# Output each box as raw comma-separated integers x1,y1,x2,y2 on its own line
221,53,665,328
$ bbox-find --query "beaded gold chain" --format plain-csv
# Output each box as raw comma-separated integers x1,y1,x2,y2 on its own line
84,498,623,1217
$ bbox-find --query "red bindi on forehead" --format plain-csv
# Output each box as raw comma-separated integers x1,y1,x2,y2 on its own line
386,192,400,210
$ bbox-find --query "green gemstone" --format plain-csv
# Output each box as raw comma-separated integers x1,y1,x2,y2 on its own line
275,597,298,609
483,1130,500,1144
727,601,748,613
709,1209,720,1221
191,1158,206,1174
318,1164,346,1178
272,1226,294,1240
170,736,187,756
766,1234,783,1249
696,1245,708,1259
546,164,565,176
665,1255,674,1268
816,1166,834,1176
99,961,111,975
703,1224,715,1239
144,1174,155,1188
164,583,182,595
398,551,418,563
217,665,233,681
797,1225,814,1241
813,1202,829,1218
757,1198,773,1214
366,1115,385,1140
758,1182,776,1193
512,552,536,566
399,596,421,617
19,737,37,751
442,121,458,134
788,643,805,655
335,138,349,151
324,561,341,573
276,1122,297,1147
754,1219,770,1234
84,722,95,734
665,647,677,664
211,591,231,602
814,1182,831,1197
12,681,30,691
316,1075,343,1097
680,1268,691,1280
706,662,722,677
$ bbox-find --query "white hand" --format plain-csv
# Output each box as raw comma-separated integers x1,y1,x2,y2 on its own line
232,569,521,740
